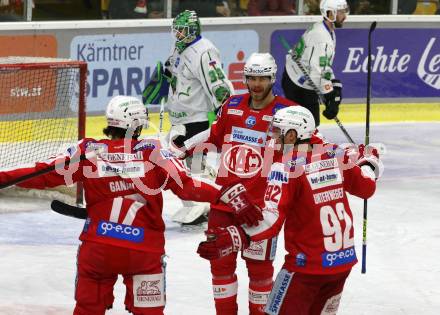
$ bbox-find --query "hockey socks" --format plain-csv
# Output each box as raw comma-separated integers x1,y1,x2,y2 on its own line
249,281,273,315
212,275,238,315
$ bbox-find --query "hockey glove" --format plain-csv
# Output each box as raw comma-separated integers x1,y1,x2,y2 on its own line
167,125,188,159
322,79,342,120
219,183,263,227
197,226,249,260
356,144,384,180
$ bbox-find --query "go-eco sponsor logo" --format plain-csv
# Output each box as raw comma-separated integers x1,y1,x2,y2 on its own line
97,220,144,243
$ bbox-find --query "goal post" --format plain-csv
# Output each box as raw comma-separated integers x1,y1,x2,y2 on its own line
0,57,87,205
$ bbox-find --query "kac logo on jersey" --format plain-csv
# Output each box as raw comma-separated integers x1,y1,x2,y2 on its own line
322,246,357,268
223,144,263,177
97,220,144,243
245,115,257,128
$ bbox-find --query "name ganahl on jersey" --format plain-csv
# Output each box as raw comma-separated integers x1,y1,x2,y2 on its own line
222,127,267,177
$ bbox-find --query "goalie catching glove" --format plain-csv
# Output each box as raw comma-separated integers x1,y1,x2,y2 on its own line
323,79,342,120
167,125,188,159
197,226,249,260
219,183,263,227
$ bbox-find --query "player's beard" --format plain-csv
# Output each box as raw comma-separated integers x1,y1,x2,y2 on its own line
334,18,345,28
249,84,272,103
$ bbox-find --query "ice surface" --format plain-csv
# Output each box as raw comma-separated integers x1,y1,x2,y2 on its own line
0,122,439,315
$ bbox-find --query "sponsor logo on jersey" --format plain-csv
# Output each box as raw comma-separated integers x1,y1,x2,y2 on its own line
227,109,244,116
228,96,243,107
83,217,91,233
133,140,156,151
85,141,108,152
313,188,344,204
245,115,257,128
268,170,289,183
321,246,357,268
296,252,307,267
97,161,145,178
99,152,143,162
222,144,263,177
160,149,175,159
306,169,342,190
213,282,238,299
262,115,273,122
305,158,338,174
134,274,165,307
269,235,278,261
266,269,292,314
272,103,286,115
286,156,307,169
243,240,267,260
231,126,266,147
97,220,144,243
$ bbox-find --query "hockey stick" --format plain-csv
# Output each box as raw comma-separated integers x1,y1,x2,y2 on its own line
289,52,355,144
0,150,98,190
362,21,377,274
51,199,87,219
159,96,165,136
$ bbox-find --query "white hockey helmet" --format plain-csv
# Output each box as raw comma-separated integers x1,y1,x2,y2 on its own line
106,96,148,129
320,0,349,22
243,52,277,83
272,106,315,141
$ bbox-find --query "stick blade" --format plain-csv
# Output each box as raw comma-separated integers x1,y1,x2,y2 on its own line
369,21,377,33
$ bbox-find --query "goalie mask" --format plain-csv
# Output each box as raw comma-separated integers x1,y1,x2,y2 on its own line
243,52,277,84
172,10,201,53
106,96,149,130
272,106,315,141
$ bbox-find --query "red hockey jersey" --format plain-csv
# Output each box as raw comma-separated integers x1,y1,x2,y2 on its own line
243,143,376,275
0,138,220,254
197,93,298,211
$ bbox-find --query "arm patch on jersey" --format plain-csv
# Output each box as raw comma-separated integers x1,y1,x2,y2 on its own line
228,96,243,107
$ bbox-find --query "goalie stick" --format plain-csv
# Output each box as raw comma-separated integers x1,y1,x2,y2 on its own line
289,50,355,144
362,21,377,274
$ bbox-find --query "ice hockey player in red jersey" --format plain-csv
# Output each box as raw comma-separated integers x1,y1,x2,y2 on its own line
0,95,261,315
197,106,383,315
173,52,305,315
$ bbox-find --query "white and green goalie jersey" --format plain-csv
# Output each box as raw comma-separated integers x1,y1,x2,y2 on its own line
166,37,234,125
285,21,336,94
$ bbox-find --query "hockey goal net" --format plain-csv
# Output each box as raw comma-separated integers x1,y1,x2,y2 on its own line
0,57,87,206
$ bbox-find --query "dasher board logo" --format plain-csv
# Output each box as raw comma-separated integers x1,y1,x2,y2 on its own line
417,37,440,90
270,29,440,99
306,168,342,190
231,126,266,147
